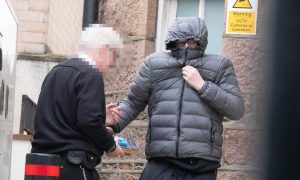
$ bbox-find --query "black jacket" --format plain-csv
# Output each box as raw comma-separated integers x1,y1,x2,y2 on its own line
31,58,115,160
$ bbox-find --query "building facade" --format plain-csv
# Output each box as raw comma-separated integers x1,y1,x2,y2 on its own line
98,0,264,179
10,0,264,179
10,0,84,133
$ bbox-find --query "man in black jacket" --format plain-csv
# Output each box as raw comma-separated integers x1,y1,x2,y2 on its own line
31,25,124,180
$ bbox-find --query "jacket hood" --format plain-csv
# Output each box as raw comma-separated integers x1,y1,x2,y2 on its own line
165,17,208,56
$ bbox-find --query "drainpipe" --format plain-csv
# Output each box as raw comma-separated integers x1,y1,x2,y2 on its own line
82,0,97,28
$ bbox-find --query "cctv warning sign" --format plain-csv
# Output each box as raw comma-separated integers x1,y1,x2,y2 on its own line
227,11,255,33
226,0,258,35
233,0,252,9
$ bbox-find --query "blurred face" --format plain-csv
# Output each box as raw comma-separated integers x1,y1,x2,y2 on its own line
93,45,117,73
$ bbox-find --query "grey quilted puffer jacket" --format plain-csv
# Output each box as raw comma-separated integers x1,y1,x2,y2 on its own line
118,17,244,162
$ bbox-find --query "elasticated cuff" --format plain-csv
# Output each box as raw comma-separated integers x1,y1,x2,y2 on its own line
198,81,209,95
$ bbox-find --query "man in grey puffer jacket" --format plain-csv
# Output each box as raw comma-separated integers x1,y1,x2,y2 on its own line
115,17,244,180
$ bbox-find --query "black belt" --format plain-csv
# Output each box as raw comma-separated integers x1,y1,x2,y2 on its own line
61,151,99,170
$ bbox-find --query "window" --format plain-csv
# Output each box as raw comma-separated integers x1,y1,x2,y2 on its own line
176,0,200,17
155,0,224,55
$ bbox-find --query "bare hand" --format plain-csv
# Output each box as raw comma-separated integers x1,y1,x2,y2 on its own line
182,65,205,91
105,103,121,126
106,137,125,157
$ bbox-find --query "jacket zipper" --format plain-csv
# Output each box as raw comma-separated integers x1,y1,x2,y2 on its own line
176,49,187,157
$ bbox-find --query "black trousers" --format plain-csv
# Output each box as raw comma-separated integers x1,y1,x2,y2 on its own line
140,159,217,180
59,157,100,180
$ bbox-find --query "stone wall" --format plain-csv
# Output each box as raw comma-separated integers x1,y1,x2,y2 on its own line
10,0,84,132
100,0,157,92
98,0,157,179
10,0,84,55
10,0,49,54
47,0,84,55
217,0,266,179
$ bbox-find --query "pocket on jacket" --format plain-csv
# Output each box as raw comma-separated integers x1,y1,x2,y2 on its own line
147,120,152,142
210,118,217,143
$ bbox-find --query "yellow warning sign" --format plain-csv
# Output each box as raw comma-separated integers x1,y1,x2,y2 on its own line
233,0,252,9
227,11,255,34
